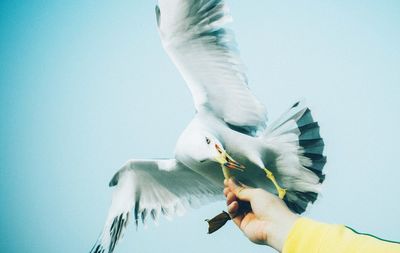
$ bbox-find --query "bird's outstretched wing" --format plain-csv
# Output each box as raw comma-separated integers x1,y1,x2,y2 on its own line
156,0,267,134
89,159,222,253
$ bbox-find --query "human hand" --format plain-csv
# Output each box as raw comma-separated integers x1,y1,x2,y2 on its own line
223,179,298,252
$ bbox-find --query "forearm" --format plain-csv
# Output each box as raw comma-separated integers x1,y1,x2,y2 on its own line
282,218,400,253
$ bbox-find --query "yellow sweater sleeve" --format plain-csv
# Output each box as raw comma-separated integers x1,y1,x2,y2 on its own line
282,217,400,253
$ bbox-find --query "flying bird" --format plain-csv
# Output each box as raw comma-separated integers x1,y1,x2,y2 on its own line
89,0,326,252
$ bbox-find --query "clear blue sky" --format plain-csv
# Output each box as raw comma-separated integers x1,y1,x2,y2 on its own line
1,1,399,252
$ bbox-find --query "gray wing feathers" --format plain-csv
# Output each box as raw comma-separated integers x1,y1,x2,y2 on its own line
90,159,222,253
157,0,267,131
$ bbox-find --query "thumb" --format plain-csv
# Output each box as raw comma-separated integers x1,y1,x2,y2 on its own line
228,179,255,202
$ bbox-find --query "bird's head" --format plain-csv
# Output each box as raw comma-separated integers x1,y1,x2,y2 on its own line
177,130,244,170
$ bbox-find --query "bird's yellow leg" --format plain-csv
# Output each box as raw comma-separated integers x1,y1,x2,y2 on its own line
263,168,286,199
222,165,231,179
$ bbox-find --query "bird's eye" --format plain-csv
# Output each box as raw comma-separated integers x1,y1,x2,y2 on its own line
205,137,211,145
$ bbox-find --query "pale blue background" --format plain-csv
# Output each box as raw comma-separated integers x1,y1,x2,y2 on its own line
1,1,399,252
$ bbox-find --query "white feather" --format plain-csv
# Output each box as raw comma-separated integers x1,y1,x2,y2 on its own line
156,0,267,130
90,159,222,253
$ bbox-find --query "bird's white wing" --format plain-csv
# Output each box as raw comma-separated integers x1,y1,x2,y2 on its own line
156,0,267,133
89,159,222,253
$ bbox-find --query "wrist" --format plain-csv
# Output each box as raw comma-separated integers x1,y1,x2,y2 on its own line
263,212,299,252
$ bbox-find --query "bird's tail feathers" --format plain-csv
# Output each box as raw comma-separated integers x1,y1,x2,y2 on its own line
263,100,327,214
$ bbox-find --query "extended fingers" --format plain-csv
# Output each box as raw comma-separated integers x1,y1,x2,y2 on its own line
224,179,244,227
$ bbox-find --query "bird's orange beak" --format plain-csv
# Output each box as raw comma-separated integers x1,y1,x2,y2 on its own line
214,144,245,171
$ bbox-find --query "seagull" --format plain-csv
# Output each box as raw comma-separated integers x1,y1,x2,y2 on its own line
89,0,326,252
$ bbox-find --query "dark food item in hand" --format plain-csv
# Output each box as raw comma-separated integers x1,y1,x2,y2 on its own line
206,200,252,234
206,211,231,234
